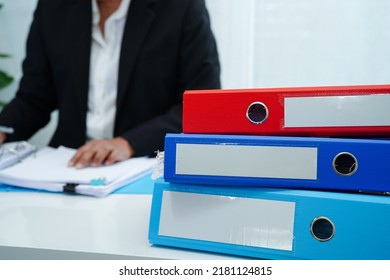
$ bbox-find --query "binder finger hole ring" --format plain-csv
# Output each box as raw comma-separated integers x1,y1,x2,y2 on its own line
246,102,269,124
332,152,358,176
310,216,335,242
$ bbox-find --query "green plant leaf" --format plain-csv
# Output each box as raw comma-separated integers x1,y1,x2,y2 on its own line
0,53,11,58
0,99,8,108
0,3,14,92
0,70,14,91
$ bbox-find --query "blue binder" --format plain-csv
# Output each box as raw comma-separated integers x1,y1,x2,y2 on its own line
149,179,390,260
164,133,390,193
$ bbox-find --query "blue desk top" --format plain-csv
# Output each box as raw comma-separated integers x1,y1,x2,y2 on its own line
0,174,155,195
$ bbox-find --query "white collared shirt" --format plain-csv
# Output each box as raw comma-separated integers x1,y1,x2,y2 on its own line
86,0,131,140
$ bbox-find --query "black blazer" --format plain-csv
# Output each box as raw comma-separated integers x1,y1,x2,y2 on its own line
0,0,220,156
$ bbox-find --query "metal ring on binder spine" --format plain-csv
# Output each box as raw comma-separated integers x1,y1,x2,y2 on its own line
246,102,269,124
332,152,358,176
310,216,335,242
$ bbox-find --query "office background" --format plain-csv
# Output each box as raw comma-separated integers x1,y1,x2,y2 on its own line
1,0,390,147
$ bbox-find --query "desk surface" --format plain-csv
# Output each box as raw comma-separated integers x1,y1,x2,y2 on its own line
0,177,241,260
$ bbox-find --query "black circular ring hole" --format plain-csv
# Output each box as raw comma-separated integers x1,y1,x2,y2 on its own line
246,102,268,124
333,152,358,176
310,217,335,242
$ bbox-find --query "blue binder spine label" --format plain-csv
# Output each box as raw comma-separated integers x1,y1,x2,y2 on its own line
175,143,318,180
158,190,296,251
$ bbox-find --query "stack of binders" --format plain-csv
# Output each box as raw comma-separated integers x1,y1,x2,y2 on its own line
148,84,390,260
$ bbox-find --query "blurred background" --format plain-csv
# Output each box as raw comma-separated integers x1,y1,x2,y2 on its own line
1,0,390,146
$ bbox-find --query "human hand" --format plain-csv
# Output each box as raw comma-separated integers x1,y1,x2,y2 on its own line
68,137,135,169
0,132,6,144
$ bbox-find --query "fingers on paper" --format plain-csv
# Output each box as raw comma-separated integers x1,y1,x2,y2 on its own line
68,139,130,168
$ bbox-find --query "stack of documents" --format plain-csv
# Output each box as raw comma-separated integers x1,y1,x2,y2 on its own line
0,145,156,197
148,84,390,260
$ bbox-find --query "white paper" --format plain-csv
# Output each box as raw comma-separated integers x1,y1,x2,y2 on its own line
0,146,156,197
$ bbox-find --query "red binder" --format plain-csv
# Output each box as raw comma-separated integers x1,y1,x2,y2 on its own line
183,84,390,136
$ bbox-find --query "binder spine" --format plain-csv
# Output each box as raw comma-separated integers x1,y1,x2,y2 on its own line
183,86,390,136
149,179,390,260
164,134,390,193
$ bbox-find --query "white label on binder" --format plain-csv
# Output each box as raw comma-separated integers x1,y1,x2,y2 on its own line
159,190,296,251
176,144,318,180
284,94,390,127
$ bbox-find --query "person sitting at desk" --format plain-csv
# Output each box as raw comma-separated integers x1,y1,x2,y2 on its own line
0,0,220,168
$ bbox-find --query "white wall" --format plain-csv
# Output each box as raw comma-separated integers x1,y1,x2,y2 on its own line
206,0,256,88
206,0,390,88
1,0,390,146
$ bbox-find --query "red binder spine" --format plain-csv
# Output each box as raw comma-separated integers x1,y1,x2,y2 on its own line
182,84,390,137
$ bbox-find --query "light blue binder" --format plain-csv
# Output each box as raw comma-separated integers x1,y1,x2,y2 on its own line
164,133,390,193
149,179,390,260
